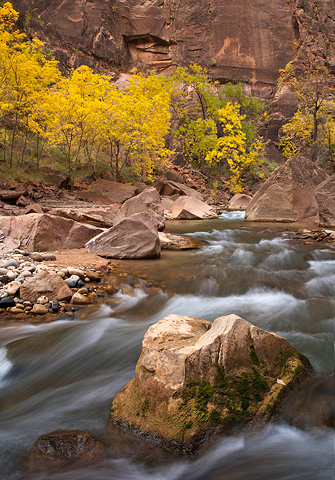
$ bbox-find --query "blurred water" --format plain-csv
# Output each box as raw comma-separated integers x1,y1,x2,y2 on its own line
0,215,334,479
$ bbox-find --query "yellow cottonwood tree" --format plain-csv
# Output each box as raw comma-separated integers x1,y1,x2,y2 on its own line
206,103,263,193
46,66,110,189
0,2,59,166
101,73,172,181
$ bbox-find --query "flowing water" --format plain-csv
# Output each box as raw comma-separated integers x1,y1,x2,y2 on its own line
0,213,334,479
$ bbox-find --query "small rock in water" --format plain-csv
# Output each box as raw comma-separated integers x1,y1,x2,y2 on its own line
67,267,85,280
32,304,48,315
51,301,59,313
71,292,90,305
25,430,107,473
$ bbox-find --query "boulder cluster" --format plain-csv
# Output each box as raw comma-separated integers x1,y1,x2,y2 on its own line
0,249,111,316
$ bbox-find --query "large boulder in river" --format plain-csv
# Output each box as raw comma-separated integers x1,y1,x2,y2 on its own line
86,213,160,259
25,430,107,473
245,156,329,225
0,214,103,252
315,174,335,227
20,270,73,302
113,186,165,231
110,314,311,453
165,196,217,220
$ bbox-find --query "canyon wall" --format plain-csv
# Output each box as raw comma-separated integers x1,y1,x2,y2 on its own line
11,0,334,88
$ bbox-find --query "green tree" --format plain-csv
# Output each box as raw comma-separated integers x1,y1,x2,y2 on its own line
172,64,264,191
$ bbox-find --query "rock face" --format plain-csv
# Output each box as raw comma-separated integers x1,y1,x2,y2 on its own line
165,196,217,220
4,1,311,84
315,175,335,227
245,156,329,225
26,430,106,473
12,0,334,85
110,314,311,453
86,213,161,259
0,214,103,252
113,187,165,231
227,194,252,211
20,270,73,302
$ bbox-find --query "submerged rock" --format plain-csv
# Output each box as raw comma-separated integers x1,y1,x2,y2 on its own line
25,430,107,473
110,314,311,453
158,232,207,250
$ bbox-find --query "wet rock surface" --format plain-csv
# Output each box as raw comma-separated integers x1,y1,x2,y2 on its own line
25,430,107,473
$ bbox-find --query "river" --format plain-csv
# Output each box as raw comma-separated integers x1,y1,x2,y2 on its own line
0,212,334,479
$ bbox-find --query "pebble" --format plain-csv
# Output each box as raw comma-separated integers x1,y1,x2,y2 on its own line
21,270,32,277
30,252,43,262
67,267,86,280
10,307,25,314
32,304,48,315
7,271,17,281
4,259,19,268
0,297,15,308
66,275,80,288
37,296,49,305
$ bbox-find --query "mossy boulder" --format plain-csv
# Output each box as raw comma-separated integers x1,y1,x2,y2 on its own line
109,314,311,453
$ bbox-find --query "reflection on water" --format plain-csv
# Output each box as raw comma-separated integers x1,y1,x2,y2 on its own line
0,215,334,479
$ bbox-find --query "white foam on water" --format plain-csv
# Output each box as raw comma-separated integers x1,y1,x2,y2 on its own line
156,288,304,330
228,247,257,266
0,348,12,387
219,210,246,221
305,274,335,297
307,259,335,276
